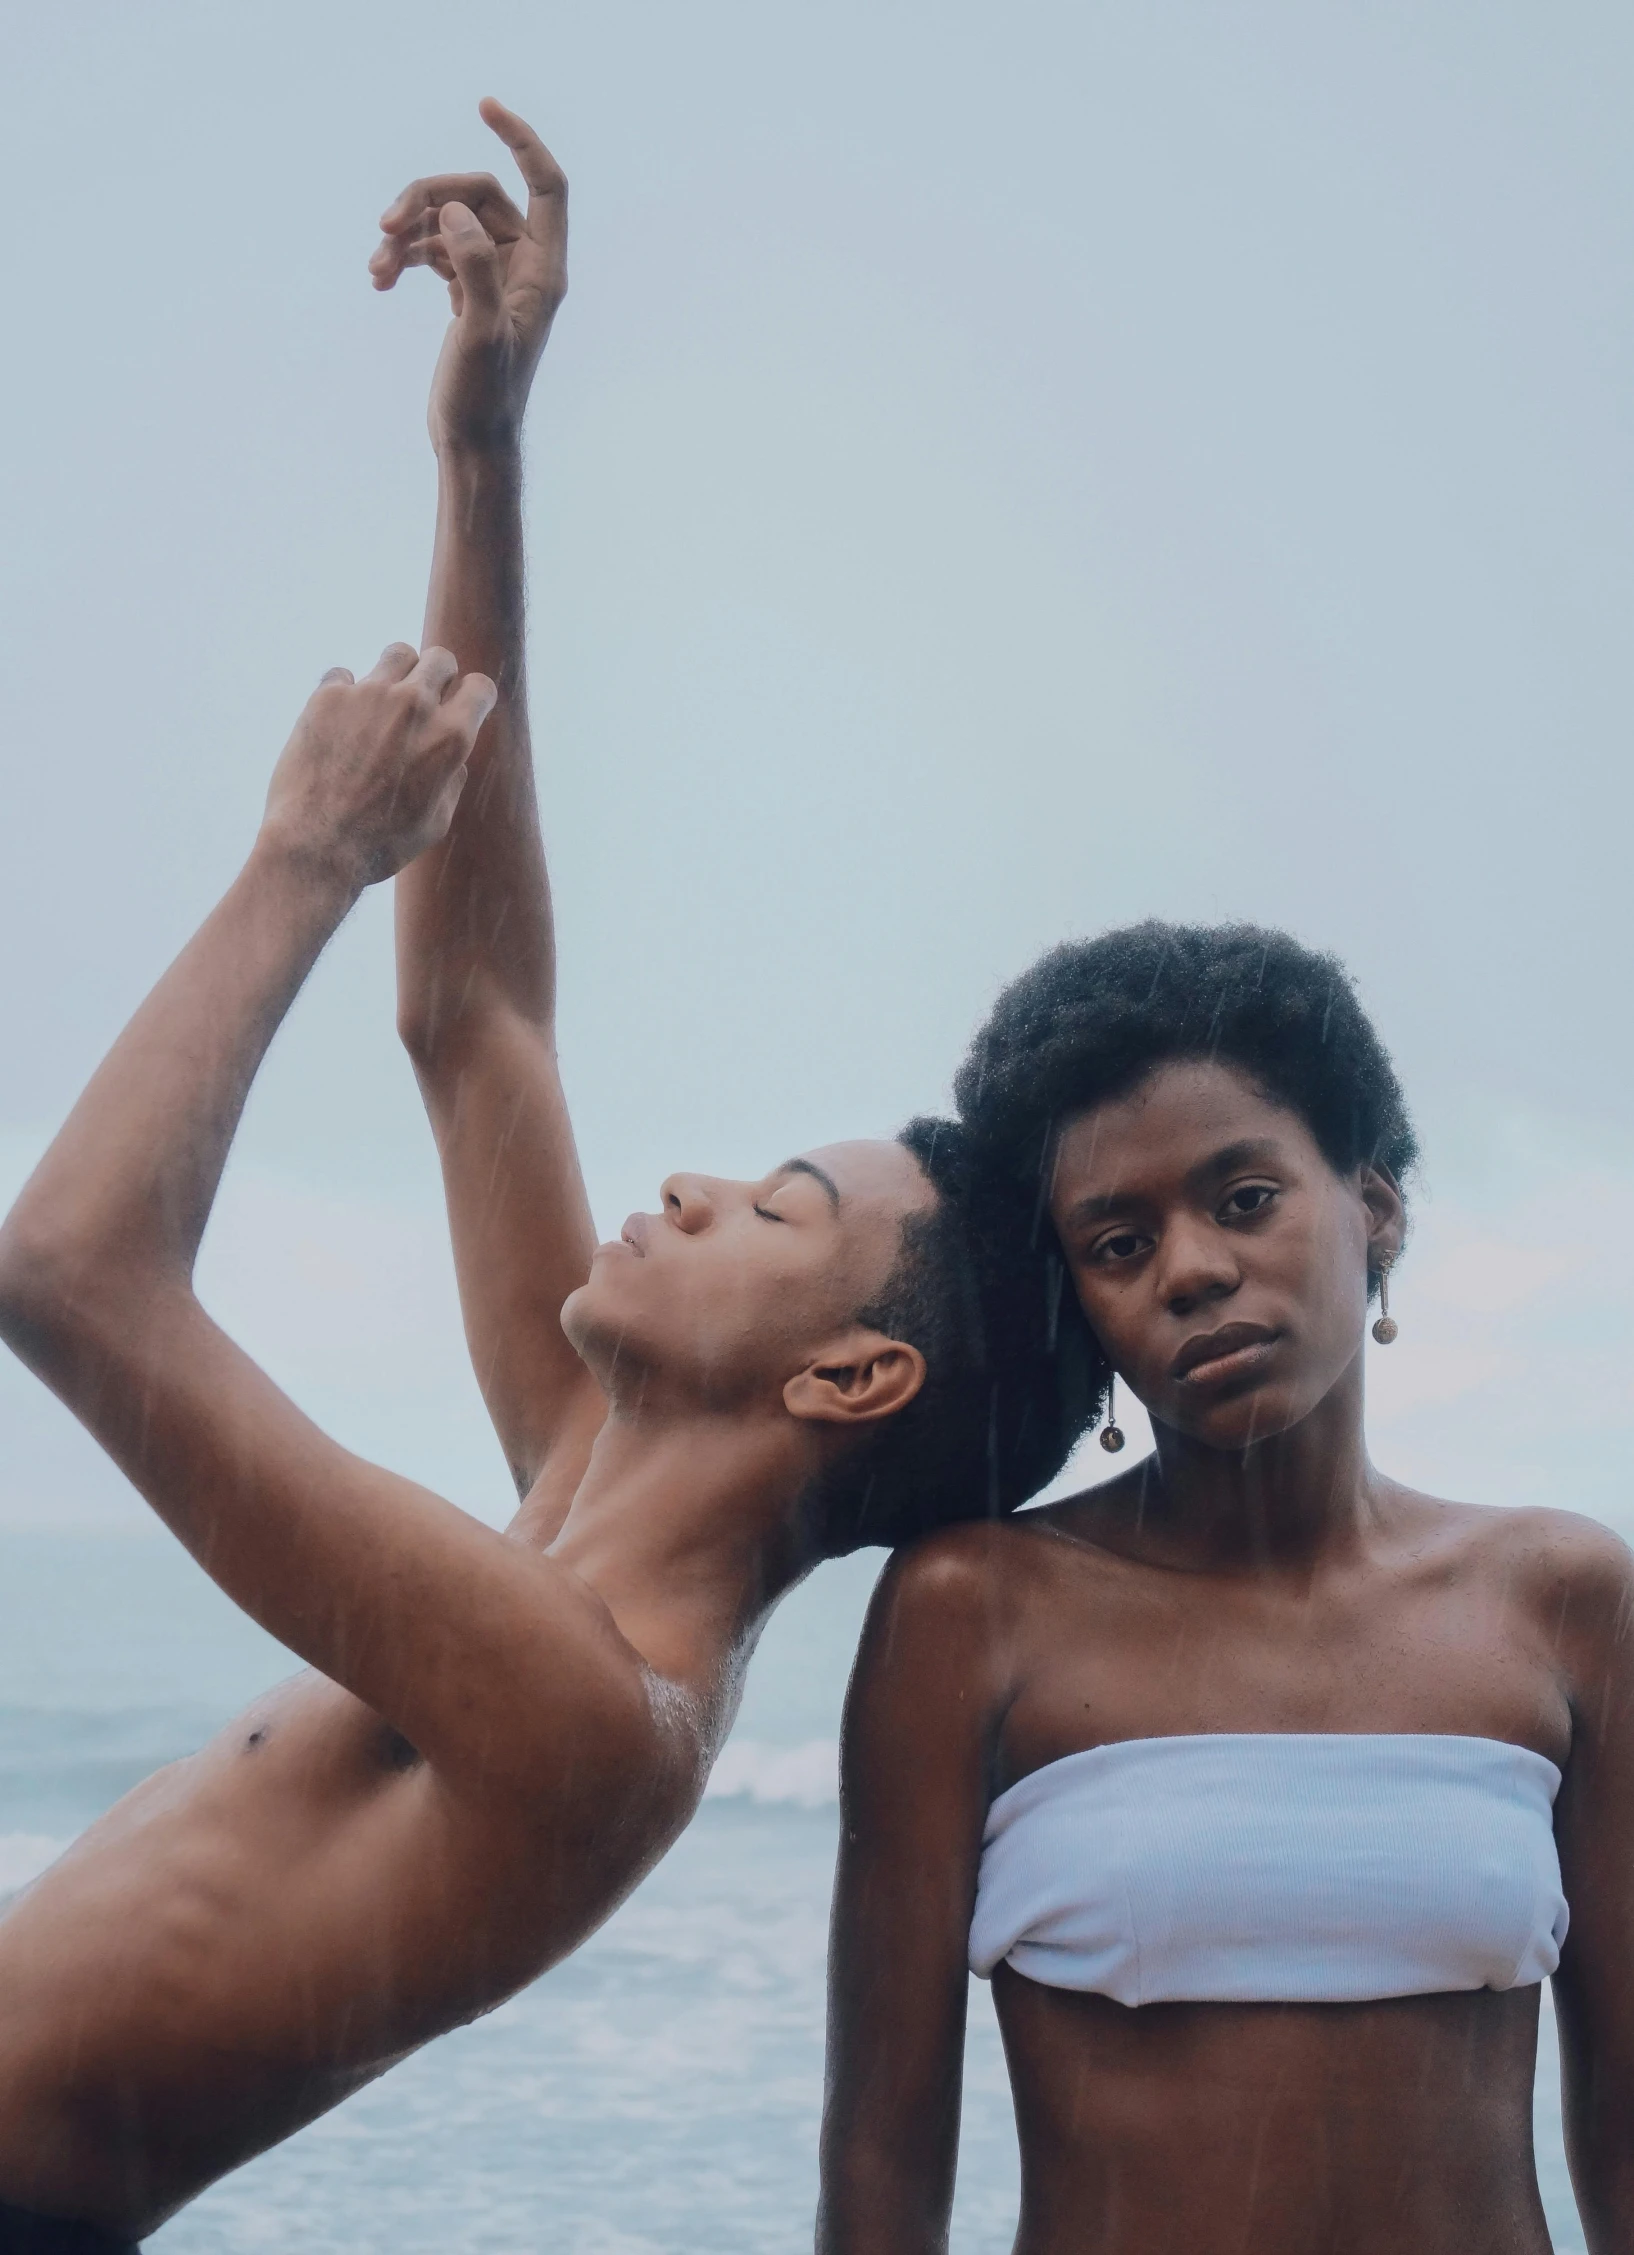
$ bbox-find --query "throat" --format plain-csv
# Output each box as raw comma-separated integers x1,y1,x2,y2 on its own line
540,1408,815,1689
1122,1421,1383,1574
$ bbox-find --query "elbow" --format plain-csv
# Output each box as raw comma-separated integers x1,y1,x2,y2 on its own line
395,991,438,1072
0,1203,92,1356
396,980,485,1077
397,981,552,1087
0,1198,170,1367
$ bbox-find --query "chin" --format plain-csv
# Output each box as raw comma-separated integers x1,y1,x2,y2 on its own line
559,1280,594,1355
1171,1383,1309,1451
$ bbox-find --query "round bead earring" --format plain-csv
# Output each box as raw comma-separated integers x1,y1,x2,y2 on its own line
1100,1372,1126,1452
1371,1259,1399,1346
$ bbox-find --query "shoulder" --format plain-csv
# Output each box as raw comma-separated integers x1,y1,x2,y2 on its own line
1463,1501,1633,1604
1434,1499,1634,1678
868,1514,1063,1642
848,1517,1050,1720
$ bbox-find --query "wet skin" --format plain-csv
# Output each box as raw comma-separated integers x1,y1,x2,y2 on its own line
0,1136,927,2231
0,106,937,2234
821,1062,1634,2255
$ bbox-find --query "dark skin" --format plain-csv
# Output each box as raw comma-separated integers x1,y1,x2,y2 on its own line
0,107,936,2234
821,1060,1634,2255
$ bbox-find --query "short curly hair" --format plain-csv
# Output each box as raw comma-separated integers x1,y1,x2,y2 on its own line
947,920,1419,1445
808,1118,1099,1555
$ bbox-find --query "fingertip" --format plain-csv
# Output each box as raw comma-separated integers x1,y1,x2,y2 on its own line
319,665,355,687
439,198,481,235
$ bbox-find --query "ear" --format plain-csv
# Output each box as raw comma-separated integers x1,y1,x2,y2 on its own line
782,1327,928,1428
1358,1165,1405,1272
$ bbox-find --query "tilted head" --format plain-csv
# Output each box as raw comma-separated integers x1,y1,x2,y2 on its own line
952,922,1418,1454
562,1134,1090,1554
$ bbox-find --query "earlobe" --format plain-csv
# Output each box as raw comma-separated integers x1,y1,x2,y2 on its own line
783,1334,928,1427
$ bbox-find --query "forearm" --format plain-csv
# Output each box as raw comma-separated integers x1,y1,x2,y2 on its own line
1560,2008,1634,2254
817,2019,962,2255
0,840,354,1327
397,441,553,1061
816,2147,955,2255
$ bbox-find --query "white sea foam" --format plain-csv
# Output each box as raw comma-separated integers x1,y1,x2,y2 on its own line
0,1832,65,1898
704,1739,838,1808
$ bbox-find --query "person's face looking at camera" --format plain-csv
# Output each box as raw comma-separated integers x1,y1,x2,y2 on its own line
563,1139,936,1432
1049,1060,1404,1452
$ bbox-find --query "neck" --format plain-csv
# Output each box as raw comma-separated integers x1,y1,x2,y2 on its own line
541,1408,818,1720
1134,1351,1385,1572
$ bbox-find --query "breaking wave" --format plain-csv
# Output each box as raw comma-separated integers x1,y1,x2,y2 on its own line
703,1739,838,1809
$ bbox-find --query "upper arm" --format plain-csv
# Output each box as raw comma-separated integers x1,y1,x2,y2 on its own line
5,1269,645,1798
1543,1519,1634,2253
405,995,605,1501
819,1535,1011,2255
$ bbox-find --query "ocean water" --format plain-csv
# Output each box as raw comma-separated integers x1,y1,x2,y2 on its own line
0,1532,1588,2253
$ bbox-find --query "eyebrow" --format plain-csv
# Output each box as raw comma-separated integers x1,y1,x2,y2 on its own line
774,1157,842,1211
1193,1138,1285,1184
1058,1139,1287,1229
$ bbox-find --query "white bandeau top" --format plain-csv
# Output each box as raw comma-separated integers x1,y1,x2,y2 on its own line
968,1734,1568,2007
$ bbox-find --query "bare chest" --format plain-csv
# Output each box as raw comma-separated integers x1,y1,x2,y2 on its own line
996,1540,1572,1793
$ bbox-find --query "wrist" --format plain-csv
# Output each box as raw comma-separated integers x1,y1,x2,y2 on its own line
246,824,368,919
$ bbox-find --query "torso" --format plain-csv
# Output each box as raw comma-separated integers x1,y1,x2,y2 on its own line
0,1661,697,2232
937,1472,1594,2255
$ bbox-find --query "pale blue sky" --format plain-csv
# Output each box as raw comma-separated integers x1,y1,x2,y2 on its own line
2,1,1630,1567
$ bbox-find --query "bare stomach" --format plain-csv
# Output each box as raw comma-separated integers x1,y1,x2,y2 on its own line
993,1968,1552,2255
0,1674,679,2235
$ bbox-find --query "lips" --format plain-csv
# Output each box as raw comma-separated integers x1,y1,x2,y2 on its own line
1171,1321,1280,1386
618,1214,650,1257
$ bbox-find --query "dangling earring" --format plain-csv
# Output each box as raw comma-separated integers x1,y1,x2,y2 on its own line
1100,1372,1126,1453
1371,1259,1398,1346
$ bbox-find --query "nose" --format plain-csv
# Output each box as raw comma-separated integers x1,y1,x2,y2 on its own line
659,1172,715,1236
1154,1214,1241,1317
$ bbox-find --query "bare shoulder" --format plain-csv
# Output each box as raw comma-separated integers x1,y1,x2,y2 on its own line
1401,1487,1634,1664
878,1514,1045,1603
1439,1494,1632,1596
855,1516,1055,1705
1495,1504,1634,1660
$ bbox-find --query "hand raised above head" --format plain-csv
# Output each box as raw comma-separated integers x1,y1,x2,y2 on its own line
370,98,568,455
260,643,497,890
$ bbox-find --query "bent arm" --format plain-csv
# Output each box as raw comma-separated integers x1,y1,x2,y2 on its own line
0,662,645,1792
818,1544,1004,2255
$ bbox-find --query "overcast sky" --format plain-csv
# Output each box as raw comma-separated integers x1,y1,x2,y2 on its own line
2,1,1630,1618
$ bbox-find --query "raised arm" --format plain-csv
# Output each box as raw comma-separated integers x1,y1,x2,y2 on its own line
0,652,648,1792
373,101,602,1514
818,1538,1005,2255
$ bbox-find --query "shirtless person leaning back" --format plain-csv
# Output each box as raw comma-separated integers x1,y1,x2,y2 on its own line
0,105,1083,2243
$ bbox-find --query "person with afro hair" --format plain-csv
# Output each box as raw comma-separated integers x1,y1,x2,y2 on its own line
821,920,1634,2255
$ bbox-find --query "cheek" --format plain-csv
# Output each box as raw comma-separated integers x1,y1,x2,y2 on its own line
1281,1204,1370,1336
1065,1263,1149,1367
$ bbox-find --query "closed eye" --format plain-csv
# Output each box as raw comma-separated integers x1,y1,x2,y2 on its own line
753,1203,788,1224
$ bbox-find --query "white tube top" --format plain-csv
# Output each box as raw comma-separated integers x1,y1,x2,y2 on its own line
968,1734,1568,2007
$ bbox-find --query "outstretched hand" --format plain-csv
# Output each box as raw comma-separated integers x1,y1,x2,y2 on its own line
261,644,497,890
370,97,568,454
